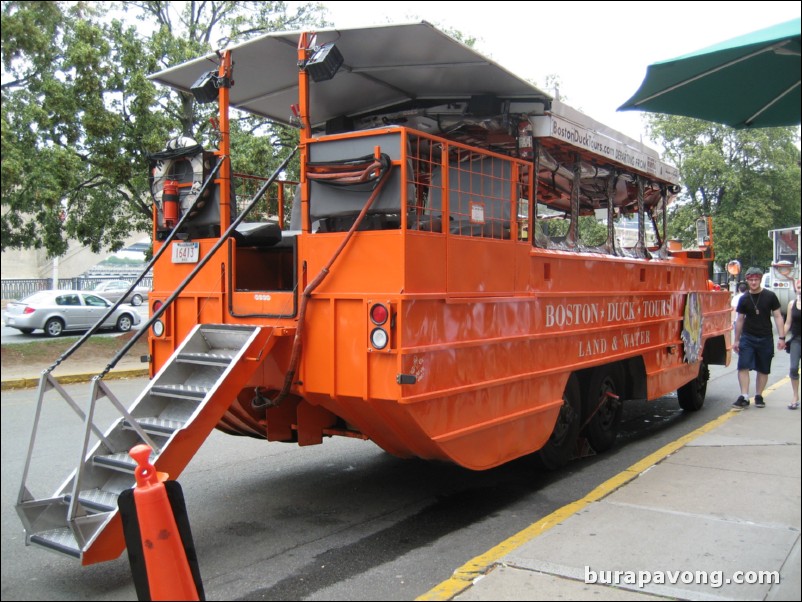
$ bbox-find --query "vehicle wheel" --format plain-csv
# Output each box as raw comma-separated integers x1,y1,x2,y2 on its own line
678,361,709,411
44,318,64,337
131,294,143,306
116,314,133,332
535,374,581,470
582,365,624,453
18,328,34,334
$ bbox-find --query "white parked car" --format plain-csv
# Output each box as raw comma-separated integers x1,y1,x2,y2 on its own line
3,290,142,337
92,279,150,306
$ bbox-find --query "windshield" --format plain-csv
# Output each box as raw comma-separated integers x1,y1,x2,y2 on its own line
95,281,126,290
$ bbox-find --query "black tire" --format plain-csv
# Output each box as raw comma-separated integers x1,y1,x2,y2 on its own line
130,294,143,306
536,374,582,470
582,365,624,453
116,314,133,332
44,318,64,337
678,361,709,411
17,328,34,335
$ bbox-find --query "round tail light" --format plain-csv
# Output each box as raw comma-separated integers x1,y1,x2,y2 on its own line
370,328,389,350
152,320,165,337
370,303,388,325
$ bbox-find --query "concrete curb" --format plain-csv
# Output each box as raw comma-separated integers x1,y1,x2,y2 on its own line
1,368,149,391
419,377,799,602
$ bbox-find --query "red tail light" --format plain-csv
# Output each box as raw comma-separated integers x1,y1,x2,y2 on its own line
370,303,388,325
23,307,35,314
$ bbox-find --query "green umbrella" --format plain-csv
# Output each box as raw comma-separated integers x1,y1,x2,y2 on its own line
619,18,800,129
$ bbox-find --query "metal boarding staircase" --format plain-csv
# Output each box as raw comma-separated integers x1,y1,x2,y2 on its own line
16,323,275,564
14,148,298,564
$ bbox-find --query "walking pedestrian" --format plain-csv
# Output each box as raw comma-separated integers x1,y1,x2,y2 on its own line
731,281,748,330
732,267,786,409
784,278,801,410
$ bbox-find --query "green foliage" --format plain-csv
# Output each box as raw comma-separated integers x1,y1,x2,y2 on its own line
537,211,609,246
439,26,476,47
577,215,608,246
2,2,166,256
1,0,326,258
543,74,567,104
646,114,801,268
229,116,300,227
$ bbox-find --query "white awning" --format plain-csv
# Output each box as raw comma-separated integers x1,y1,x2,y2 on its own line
149,21,550,127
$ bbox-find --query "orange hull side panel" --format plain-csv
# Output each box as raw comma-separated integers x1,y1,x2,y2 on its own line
291,240,730,470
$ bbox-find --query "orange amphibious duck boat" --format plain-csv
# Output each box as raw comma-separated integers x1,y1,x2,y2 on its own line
16,23,731,565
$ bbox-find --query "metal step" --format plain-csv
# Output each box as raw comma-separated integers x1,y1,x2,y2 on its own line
177,351,236,366
151,384,210,401
29,528,81,559
122,417,184,436
93,451,146,474
64,488,119,513
201,324,258,334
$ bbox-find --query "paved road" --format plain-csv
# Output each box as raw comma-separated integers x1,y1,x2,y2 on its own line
1,305,148,344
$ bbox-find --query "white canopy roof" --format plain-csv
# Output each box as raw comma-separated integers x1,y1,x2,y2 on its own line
149,21,550,127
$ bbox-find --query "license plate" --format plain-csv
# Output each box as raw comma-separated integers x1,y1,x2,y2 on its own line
172,242,199,264
7,317,14,325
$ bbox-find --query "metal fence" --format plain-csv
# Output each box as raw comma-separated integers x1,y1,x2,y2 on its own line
1,276,153,302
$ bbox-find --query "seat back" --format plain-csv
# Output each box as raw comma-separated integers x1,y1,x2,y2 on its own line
290,131,414,233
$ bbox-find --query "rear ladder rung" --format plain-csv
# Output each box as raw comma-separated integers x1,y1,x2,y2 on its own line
93,451,150,473
151,384,209,401
64,488,120,513
176,351,236,366
122,417,184,436
29,528,81,558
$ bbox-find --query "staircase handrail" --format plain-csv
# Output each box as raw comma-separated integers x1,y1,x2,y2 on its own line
97,147,298,379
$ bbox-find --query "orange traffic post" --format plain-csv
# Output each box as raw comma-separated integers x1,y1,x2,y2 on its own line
129,444,200,601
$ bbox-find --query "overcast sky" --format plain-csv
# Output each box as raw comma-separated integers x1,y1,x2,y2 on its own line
316,1,801,145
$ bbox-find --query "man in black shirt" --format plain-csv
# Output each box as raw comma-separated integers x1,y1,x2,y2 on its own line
732,267,787,408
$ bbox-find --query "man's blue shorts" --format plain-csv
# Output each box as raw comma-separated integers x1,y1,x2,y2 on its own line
737,332,775,374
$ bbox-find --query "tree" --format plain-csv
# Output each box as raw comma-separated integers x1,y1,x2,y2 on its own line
3,2,156,256
645,114,801,269
1,0,326,258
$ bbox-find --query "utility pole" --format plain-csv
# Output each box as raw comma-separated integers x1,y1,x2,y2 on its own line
52,255,59,290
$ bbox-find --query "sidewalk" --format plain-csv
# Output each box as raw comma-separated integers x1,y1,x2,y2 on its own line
422,378,801,601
